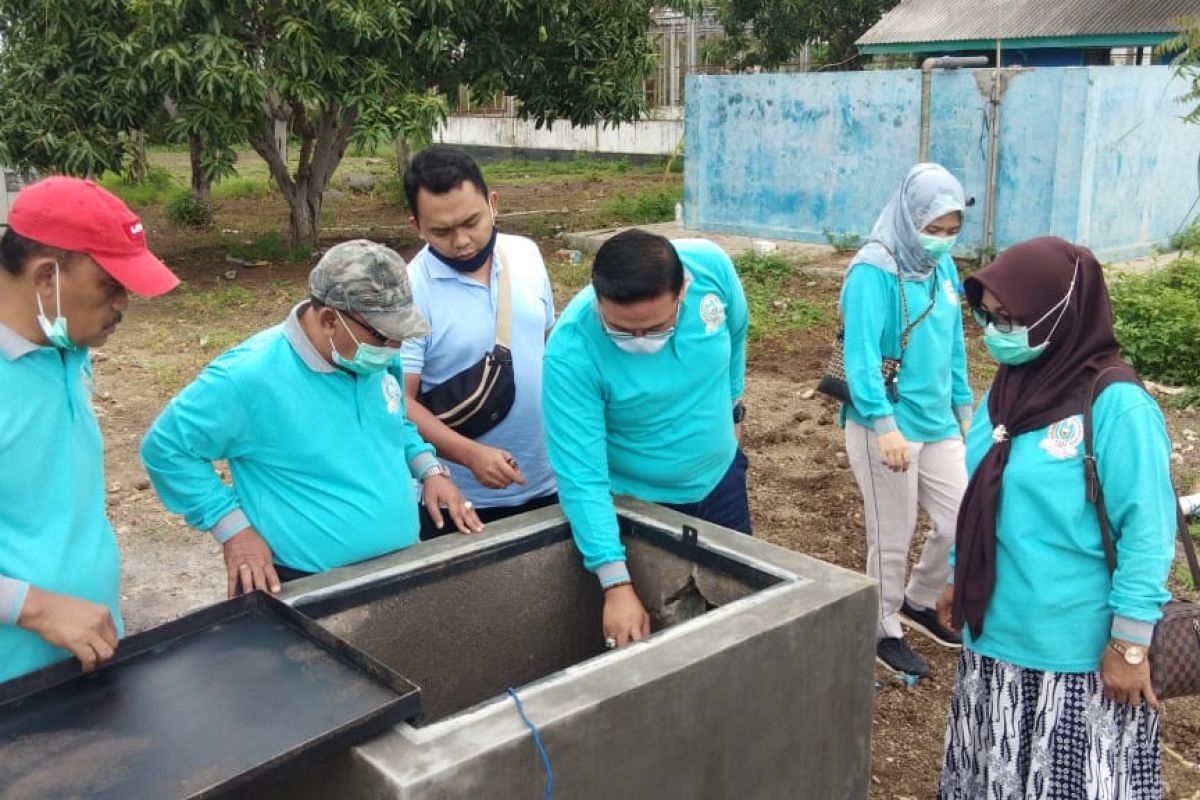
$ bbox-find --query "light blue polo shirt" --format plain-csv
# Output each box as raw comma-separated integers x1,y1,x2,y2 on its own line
401,234,557,508
141,304,437,573
0,324,123,682
543,239,748,581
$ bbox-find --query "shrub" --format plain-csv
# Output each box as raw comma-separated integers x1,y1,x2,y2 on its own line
1110,256,1200,386
165,194,213,228
822,229,863,255
227,232,315,263
600,188,681,225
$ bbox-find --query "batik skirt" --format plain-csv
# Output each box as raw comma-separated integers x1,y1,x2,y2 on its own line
938,648,1161,800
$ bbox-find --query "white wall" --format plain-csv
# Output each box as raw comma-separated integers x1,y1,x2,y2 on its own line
435,109,684,157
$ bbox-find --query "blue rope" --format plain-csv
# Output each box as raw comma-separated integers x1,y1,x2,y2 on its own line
507,687,553,799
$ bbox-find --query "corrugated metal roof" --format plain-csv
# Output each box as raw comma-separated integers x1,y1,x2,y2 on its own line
857,0,1200,46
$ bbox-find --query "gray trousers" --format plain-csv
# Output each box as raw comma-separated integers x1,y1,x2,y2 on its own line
845,421,967,640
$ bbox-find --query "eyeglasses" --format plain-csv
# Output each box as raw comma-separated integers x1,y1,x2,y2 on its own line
970,307,1015,333
337,310,391,345
598,297,681,340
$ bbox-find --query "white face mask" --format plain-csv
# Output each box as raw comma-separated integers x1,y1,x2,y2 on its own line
611,334,671,355
36,261,74,349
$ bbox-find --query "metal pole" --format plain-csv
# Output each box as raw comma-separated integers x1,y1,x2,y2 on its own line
919,56,988,162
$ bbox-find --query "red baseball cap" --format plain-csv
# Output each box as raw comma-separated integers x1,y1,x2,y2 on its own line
7,177,179,297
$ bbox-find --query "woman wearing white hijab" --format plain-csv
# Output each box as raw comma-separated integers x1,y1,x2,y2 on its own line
839,163,974,678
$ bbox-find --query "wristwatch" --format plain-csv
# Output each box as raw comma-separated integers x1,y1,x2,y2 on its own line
732,401,746,424
420,462,450,482
1109,640,1147,665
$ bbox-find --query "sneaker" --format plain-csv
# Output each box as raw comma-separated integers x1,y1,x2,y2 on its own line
900,598,963,649
876,637,930,678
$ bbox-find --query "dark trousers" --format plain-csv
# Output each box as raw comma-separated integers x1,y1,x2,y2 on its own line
419,491,560,541
661,449,752,534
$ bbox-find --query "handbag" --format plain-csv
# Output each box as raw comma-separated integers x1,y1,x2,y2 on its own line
1084,369,1200,699
418,242,517,439
817,270,937,408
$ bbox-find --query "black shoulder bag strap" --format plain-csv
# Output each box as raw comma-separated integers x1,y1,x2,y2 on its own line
1084,367,1200,583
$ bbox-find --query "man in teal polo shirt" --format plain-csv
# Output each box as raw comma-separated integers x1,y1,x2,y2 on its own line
543,228,750,648
0,177,179,682
141,240,482,598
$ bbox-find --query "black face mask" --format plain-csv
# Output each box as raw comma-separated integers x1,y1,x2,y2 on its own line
429,225,498,273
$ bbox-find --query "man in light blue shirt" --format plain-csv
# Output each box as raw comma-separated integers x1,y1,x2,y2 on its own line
141,240,482,599
543,229,750,648
0,177,179,682
400,148,557,537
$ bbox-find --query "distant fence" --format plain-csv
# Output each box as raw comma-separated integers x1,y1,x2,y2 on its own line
435,108,683,161
684,66,1200,260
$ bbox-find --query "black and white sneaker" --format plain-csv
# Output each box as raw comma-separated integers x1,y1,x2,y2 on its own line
876,637,930,678
900,598,963,649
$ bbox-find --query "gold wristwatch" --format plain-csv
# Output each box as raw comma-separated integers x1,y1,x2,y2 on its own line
1109,640,1147,665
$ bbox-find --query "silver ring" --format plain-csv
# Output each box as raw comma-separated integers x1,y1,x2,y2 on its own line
238,564,250,571
604,637,617,649
463,500,474,510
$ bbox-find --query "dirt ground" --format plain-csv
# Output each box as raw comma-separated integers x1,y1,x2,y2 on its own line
94,175,1200,799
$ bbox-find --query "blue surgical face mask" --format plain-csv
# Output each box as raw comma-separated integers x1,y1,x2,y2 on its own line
982,263,1077,366
428,219,499,274
331,311,401,374
36,261,74,349
918,232,957,260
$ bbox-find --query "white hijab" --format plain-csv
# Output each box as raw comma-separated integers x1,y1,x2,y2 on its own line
849,163,966,281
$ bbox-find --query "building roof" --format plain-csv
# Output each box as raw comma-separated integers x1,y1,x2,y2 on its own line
858,0,1200,53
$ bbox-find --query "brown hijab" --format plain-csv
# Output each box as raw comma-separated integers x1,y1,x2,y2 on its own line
954,236,1138,638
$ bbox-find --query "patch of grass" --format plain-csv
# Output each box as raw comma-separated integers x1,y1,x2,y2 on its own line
483,158,660,183
212,176,273,200
734,252,830,341
822,229,864,255
1110,255,1200,386
227,232,315,264
165,194,213,228
98,166,184,207
599,187,681,226
546,254,592,300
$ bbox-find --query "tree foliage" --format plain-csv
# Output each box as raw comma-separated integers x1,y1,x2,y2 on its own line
0,0,158,176
1164,17,1200,124
712,0,898,70
137,0,666,246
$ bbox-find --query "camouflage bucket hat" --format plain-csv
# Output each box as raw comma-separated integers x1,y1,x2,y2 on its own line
309,239,430,341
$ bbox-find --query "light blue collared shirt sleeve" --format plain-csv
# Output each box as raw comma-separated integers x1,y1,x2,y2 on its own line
1094,386,1176,644
542,352,626,575
723,251,749,401
140,363,252,541
841,264,897,431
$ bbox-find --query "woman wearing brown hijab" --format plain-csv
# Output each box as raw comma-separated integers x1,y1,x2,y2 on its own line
935,237,1175,799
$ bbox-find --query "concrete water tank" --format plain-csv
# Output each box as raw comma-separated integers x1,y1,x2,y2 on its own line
247,499,878,800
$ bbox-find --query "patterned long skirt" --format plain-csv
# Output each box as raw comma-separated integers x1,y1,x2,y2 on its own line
938,648,1161,800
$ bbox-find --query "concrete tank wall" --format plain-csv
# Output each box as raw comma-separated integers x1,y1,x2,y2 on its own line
243,500,878,800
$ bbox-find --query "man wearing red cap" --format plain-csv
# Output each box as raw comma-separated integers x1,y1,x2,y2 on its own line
0,177,179,683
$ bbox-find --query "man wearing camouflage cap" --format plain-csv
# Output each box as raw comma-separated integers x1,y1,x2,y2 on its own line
142,239,481,598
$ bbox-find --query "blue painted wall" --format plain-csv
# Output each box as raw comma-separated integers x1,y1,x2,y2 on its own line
684,66,1200,260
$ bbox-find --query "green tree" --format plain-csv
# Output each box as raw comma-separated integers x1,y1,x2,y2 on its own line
1164,17,1200,124
141,0,666,247
0,0,157,177
713,0,898,70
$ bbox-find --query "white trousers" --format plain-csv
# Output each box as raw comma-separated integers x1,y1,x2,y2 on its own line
845,421,967,640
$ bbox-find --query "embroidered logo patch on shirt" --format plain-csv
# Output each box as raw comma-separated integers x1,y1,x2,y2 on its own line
1038,415,1083,460
382,373,402,415
699,293,725,334
943,279,958,304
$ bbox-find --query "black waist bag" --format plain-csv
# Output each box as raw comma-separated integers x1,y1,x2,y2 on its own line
420,346,515,438
418,240,516,439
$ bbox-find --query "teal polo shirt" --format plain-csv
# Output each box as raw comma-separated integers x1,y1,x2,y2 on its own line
0,323,123,682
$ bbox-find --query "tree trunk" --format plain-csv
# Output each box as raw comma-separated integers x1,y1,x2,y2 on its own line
187,133,212,205
283,181,321,249
394,133,412,176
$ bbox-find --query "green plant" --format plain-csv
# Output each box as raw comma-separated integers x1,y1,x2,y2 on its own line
226,232,315,263
600,188,681,225
1170,221,1200,255
821,229,863,255
165,193,214,227
733,251,830,341
1110,256,1200,386
98,166,183,207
